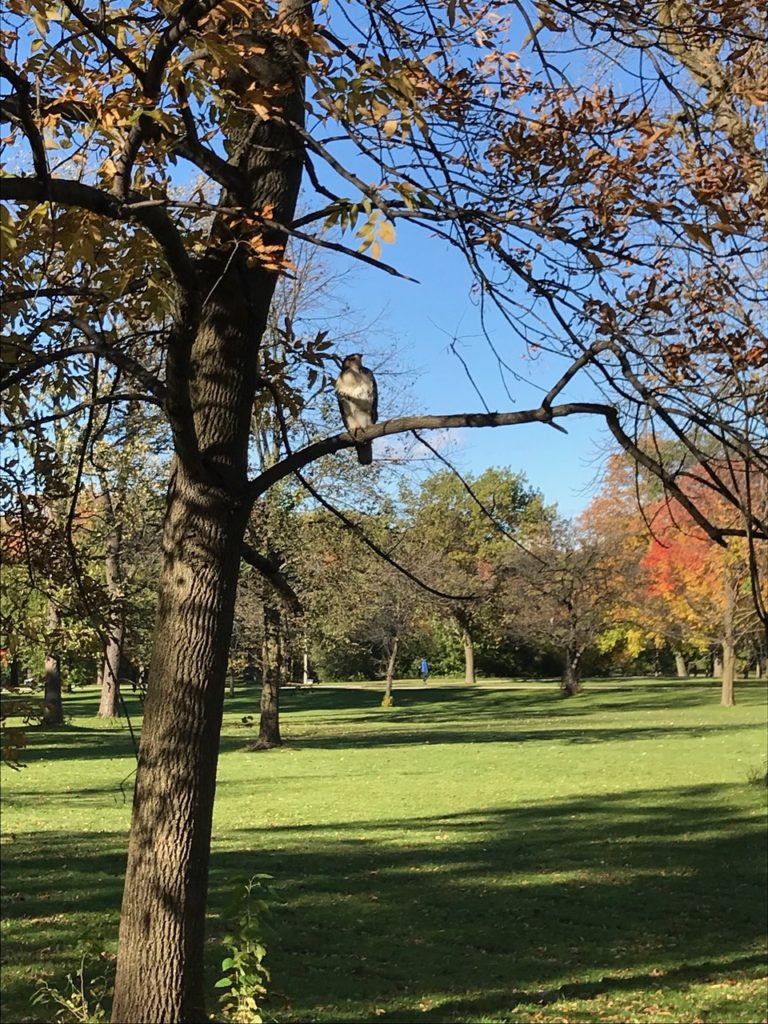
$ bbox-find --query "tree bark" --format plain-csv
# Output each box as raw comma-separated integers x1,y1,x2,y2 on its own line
98,625,124,717
383,636,399,704
42,599,64,726
98,519,123,718
111,8,305,1019
112,467,250,1023
462,627,475,684
112,263,298,1022
255,594,282,749
674,651,688,678
560,647,583,697
721,572,736,707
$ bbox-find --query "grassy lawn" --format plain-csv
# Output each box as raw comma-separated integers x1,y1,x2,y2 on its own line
1,677,766,1023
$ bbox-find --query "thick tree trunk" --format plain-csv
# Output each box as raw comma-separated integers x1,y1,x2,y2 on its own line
462,628,475,684
383,636,399,704
721,573,736,707
674,651,688,678
560,648,582,697
112,462,251,1023
111,7,304,1018
113,271,289,1022
255,596,282,749
42,600,63,726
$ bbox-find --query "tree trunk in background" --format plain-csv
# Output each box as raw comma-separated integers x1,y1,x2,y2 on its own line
98,512,123,718
674,651,688,678
713,654,723,677
561,647,583,697
98,621,124,717
721,573,736,707
43,600,63,726
383,636,399,704
255,594,282,749
462,628,475,684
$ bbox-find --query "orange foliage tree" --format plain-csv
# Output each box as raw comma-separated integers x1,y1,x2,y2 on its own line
643,466,767,706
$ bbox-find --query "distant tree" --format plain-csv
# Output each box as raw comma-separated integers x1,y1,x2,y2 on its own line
408,468,551,683
643,467,767,706
506,522,625,695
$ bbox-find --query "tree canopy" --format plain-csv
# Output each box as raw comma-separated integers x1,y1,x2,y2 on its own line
1,1,766,1021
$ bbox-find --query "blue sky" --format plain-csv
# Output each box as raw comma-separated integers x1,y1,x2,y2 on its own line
339,220,611,519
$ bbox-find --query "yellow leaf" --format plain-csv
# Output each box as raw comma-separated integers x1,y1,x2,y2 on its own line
30,8,48,35
382,119,398,137
378,220,396,244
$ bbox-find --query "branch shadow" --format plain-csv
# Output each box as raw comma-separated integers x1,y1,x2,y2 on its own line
2,784,765,1023
204,784,766,1021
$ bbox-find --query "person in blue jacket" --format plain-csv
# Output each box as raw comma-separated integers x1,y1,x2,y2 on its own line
420,657,429,683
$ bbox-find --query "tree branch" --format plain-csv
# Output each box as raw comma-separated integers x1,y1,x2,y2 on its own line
241,543,303,615
0,58,48,182
248,403,614,500
0,176,195,288
59,0,145,82
1,336,166,400
0,393,162,435
294,468,477,602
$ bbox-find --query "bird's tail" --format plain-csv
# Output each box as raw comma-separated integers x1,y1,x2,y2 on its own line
357,442,373,465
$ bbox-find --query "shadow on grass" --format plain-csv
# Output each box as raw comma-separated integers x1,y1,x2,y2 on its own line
274,679,768,723
11,680,766,767
221,682,766,755
9,726,139,765
6,784,762,1022
217,786,766,1021
237,721,760,754
406,950,768,1023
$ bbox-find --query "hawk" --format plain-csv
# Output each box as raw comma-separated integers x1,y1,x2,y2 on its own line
334,353,378,465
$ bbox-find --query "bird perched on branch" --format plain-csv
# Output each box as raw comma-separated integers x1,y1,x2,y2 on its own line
334,353,378,465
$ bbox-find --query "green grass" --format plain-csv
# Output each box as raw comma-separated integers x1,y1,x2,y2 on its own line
1,677,767,1023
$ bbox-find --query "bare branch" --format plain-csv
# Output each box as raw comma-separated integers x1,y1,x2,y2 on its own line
1,327,166,401
0,58,48,182
249,402,614,500
0,393,162,435
411,430,546,562
294,469,477,602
